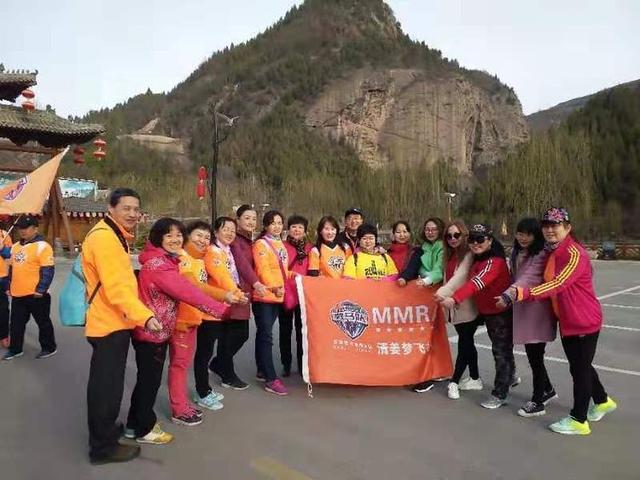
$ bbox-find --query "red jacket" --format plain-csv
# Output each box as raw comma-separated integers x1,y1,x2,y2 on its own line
284,240,313,275
387,242,415,272
134,242,227,343
517,235,602,337
453,255,511,315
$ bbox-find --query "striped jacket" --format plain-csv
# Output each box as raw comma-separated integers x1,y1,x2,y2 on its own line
516,235,602,337
452,254,511,315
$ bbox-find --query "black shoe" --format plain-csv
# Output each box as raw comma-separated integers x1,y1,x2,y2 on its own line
540,389,558,405
412,381,435,393
90,443,141,465
517,401,546,417
36,349,57,359
221,376,250,390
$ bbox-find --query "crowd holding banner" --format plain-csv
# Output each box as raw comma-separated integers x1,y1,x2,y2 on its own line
0,186,619,466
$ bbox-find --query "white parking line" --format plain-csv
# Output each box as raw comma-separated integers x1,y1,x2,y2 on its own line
597,285,640,300
602,324,640,332
602,303,640,310
473,343,640,377
447,285,640,375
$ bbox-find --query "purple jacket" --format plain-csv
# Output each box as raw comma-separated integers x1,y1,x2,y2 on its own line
134,242,227,343
228,232,256,319
508,250,557,344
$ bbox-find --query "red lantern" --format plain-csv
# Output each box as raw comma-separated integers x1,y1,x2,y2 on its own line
196,180,206,200
93,138,107,160
22,99,35,111
198,166,207,181
21,88,35,99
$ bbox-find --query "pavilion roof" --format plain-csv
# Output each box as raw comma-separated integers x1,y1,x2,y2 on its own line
0,70,37,102
0,105,105,148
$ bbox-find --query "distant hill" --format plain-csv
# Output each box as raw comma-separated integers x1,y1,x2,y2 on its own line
74,0,528,223
527,79,640,133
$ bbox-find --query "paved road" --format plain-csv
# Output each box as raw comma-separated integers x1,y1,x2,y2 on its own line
1,260,638,480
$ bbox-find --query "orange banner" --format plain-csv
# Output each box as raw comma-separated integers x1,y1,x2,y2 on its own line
298,276,453,386
0,148,66,214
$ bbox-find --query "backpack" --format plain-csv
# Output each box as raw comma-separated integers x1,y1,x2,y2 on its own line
58,228,105,327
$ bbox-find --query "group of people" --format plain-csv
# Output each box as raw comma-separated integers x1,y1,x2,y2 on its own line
0,187,619,466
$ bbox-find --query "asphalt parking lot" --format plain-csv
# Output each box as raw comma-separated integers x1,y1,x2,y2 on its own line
0,259,638,480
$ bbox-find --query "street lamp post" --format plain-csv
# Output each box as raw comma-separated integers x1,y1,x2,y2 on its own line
444,192,457,221
209,102,238,225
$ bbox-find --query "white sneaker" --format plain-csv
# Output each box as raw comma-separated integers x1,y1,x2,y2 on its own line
459,377,483,391
447,382,460,399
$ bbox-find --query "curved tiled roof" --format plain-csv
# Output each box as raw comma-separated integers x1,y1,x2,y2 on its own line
0,105,105,147
0,71,37,102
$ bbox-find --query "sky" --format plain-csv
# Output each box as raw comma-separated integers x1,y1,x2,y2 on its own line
1,0,638,117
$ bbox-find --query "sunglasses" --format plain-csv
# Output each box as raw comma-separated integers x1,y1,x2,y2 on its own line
468,235,488,244
445,232,462,240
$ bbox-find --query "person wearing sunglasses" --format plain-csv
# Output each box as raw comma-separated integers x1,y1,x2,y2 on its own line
508,208,617,435
438,224,516,409
434,221,482,400
497,218,557,418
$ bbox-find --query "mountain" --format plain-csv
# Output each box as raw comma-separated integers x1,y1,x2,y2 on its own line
76,0,528,222
474,81,640,237
526,79,640,133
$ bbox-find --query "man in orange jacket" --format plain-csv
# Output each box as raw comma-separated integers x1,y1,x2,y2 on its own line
82,188,161,465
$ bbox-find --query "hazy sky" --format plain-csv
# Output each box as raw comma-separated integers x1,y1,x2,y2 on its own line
1,0,638,117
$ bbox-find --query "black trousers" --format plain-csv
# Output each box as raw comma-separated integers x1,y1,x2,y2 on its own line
126,340,168,438
561,331,608,423
194,321,223,397
87,329,131,457
524,342,554,404
213,319,249,382
279,305,303,373
0,288,9,340
483,311,515,400
9,294,56,353
451,317,481,384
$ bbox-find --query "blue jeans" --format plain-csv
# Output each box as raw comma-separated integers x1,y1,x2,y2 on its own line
253,302,281,382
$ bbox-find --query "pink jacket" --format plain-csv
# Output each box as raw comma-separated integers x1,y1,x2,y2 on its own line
508,250,556,344
134,242,227,343
516,236,602,337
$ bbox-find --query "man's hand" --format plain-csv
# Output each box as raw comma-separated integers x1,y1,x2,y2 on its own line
397,278,407,287
33,292,43,298
145,317,162,331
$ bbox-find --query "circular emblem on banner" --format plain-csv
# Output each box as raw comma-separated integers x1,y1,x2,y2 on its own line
3,177,28,201
330,300,369,340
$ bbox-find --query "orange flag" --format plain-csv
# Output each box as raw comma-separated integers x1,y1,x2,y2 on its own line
0,147,67,214
298,276,453,387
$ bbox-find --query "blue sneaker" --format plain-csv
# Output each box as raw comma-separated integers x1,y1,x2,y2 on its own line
3,350,23,361
195,392,224,411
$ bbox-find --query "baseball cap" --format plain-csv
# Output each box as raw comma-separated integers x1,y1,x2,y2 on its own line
344,207,364,218
541,207,570,224
15,215,39,229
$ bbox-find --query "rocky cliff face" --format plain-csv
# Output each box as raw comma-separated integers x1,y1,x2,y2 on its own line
306,68,529,171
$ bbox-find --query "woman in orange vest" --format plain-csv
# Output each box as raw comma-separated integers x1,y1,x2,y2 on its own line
205,216,250,390
308,216,351,278
252,210,294,396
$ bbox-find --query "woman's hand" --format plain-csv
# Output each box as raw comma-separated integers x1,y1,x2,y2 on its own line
145,317,162,331
253,281,268,297
495,296,507,309
439,297,456,309
397,278,407,287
